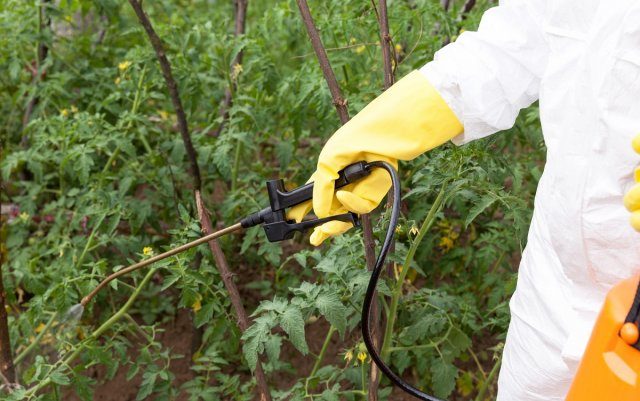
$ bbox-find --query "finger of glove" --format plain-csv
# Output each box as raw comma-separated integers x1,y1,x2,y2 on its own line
633,134,640,154
309,220,354,246
631,211,640,232
287,200,312,223
624,183,640,212
313,167,340,218
335,168,392,214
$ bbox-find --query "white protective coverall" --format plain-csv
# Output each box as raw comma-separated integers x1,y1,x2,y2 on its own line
420,0,640,399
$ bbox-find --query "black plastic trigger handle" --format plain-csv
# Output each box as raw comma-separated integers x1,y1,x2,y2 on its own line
240,161,371,242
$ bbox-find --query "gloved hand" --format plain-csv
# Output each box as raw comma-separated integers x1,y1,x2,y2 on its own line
289,71,463,245
623,134,640,231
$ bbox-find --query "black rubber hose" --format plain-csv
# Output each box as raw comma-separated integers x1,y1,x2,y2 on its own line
361,161,444,401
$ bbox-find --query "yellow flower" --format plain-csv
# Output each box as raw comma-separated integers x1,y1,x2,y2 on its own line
357,351,367,364
60,109,69,117
232,63,243,80
355,45,366,54
118,60,132,72
35,323,47,333
159,110,169,121
191,298,202,312
344,350,353,363
114,77,121,85
410,225,419,236
143,246,154,256
19,212,29,222
439,236,454,252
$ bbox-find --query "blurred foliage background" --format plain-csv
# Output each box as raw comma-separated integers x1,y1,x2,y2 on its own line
1,0,545,400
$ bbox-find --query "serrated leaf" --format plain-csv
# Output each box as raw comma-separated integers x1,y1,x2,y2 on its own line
431,358,458,398
280,305,308,355
448,326,471,351
242,315,275,370
264,334,283,363
137,371,157,401
49,370,71,385
464,193,497,228
315,293,347,336
194,302,215,328
275,140,294,172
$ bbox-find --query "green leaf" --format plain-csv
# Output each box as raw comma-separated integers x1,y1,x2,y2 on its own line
464,193,497,228
264,334,283,363
194,302,215,328
137,371,157,400
280,305,308,355
431,358,458,398
49,370,71,385
242,315,275,370
315,292,347,336
275,140,294,172
448,326,471,351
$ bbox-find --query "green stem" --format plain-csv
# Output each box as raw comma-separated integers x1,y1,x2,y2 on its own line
380,185,447,360
231,140,243,192
75,212,107,270
24,268,157,398
309,325,336,379
14,312,59,365
100,66,147,179
475,356,502,401
304,325,336,394
360,360,367,399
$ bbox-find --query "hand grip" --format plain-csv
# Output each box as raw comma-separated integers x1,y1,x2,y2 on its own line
240,161,371,229
272,161,371,211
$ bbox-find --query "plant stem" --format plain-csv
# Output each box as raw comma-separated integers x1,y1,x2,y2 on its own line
14,312,58,366
0,263,15,383
129,2,271,399
368,2,396,397
211,0,248,137
75,212,107,270
25,268,157,398
309,325,336,380
475,356,501,401
100,66,147,179
231,140,242,192
128,0,201,190
380,185,447,360
295,0,350,125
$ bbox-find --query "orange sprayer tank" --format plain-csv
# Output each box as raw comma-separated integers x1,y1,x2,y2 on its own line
566,274,640,401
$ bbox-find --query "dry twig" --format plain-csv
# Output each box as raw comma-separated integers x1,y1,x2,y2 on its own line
295,0,350,125
0,264,15,384
127,2,271,400
294,2,381,397
368,0,398,398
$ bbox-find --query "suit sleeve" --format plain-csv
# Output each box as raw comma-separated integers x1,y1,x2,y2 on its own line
420,0,548,144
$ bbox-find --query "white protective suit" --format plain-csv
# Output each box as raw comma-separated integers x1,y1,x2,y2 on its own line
420,0,640,399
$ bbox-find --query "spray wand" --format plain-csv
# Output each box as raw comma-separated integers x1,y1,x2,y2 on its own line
78,160,444,401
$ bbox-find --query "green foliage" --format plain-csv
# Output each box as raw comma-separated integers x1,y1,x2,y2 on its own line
1,0,544,400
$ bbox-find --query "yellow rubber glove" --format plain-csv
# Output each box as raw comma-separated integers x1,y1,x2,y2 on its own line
289,70,463,245
624,134,640,231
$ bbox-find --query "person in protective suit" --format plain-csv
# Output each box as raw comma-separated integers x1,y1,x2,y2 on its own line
291,0,640,399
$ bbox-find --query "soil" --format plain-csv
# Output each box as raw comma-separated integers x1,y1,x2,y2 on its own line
63,307,349,400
